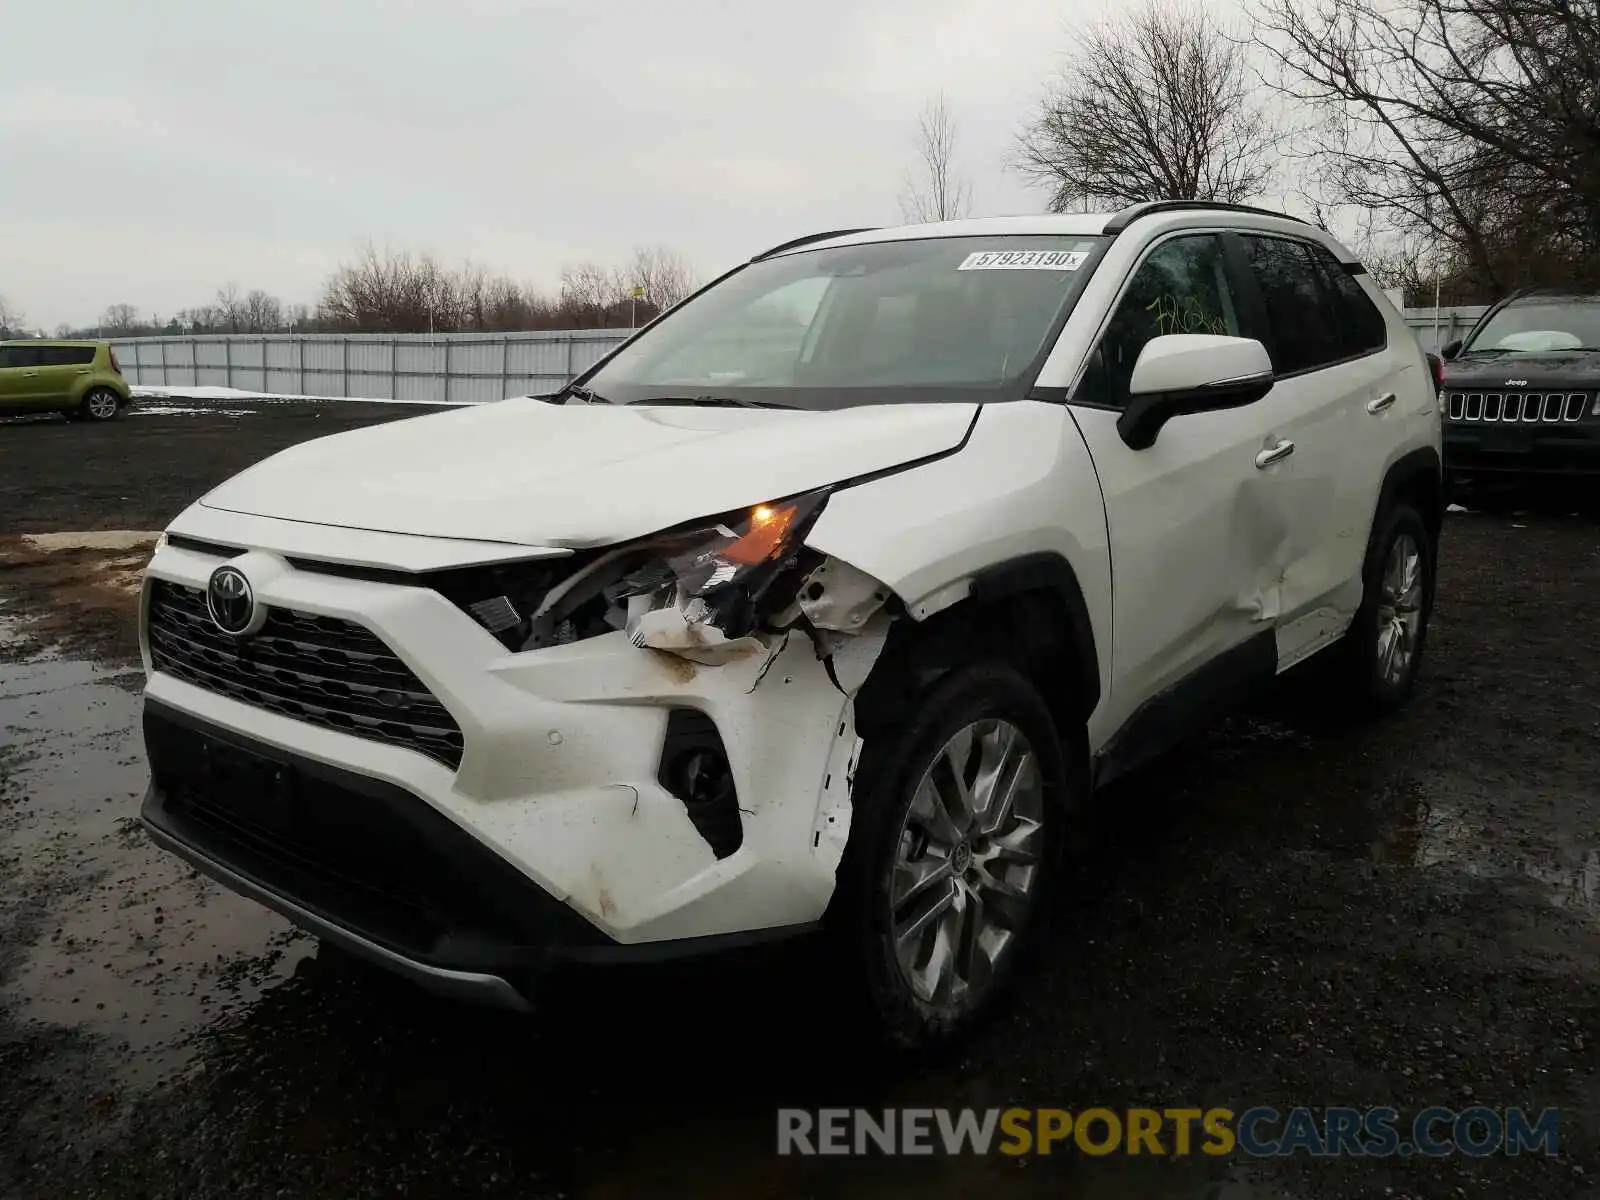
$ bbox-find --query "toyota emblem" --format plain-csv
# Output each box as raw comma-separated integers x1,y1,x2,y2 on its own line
206,565,260,636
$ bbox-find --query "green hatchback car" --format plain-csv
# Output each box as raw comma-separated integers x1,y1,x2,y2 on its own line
0,340,132,421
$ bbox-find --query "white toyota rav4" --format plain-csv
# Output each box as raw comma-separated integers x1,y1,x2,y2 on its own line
139,202,1442,1047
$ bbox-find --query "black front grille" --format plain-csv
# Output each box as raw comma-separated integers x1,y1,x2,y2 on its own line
147,579,464,768
1446,390,1590,423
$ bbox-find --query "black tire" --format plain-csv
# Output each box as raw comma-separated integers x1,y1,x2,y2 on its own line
79,388,122,422
830,661,1076,1052
1330,503,1435,713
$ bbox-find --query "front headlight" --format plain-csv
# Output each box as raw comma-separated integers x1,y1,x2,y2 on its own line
617,489,830,647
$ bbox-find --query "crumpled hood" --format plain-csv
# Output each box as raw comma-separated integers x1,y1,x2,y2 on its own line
200,397,978,547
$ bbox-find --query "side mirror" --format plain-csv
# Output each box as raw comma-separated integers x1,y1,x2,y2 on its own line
1440,340,1463,360
1116,335,1275,451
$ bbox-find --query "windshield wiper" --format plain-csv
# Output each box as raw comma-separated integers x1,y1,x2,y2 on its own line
560,383,612,404
625,395,791,409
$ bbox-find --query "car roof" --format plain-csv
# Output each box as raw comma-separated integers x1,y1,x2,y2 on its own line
764,202,1363,266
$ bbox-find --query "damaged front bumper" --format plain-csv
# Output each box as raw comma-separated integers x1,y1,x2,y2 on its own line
139,533,892,997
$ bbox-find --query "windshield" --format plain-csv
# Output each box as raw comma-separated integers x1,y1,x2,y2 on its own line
580,235,1108,409
1464,298,1600,354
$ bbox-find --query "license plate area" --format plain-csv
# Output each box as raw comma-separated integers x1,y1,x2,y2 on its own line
193,736,299,834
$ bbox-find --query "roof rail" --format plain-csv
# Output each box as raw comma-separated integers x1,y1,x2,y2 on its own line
1102,201,1311,235
751,227,879,261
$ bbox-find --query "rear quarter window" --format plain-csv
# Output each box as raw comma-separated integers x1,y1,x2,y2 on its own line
1312,249,1388,358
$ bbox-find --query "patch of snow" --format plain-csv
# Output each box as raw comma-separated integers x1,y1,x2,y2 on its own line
1446,503,1470,514
131,404,256,417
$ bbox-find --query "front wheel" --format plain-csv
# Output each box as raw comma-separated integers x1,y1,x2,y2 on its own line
1331,503,1436,712
832,662,1074,1051
80,388,122,422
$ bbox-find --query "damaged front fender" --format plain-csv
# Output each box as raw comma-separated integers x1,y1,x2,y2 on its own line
619,550,899,884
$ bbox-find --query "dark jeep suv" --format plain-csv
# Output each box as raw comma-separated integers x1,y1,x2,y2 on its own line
1440,290,1600,494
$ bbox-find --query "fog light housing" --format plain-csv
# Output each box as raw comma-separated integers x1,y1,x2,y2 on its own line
658,709,742,859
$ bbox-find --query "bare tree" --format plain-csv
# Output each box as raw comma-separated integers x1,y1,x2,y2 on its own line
174,305,219,333
623,246,700,310
0,295,24,338
213,283,248,333
311,243,700,333
1017,0,1275,210
559,261,625,327
1256,0,1600,300
899,94,973,223
100,303,142,334
319,247,439,332
240,289,284,333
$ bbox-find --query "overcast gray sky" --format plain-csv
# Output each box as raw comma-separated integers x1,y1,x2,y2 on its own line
0,0,1170,330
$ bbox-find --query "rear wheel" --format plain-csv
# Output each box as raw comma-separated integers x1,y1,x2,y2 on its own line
832,662,1074,1051
80,388,122,422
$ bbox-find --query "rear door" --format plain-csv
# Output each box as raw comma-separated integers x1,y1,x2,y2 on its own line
1229,233,1396,669
1065,231,1289,753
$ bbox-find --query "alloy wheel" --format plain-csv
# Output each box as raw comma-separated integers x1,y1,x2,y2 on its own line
887,718,1046,1009
1376,532,1424,685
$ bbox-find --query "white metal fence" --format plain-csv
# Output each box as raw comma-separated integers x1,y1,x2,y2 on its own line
109,307,1488,404
110,330,634,404
1402,306,1489,355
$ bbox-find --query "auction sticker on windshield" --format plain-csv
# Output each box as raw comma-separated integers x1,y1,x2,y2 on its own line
958,249,1089,271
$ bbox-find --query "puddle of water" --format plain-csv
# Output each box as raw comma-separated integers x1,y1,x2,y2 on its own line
1374,769,1599,916
0,652,310,1087
20,532,161,554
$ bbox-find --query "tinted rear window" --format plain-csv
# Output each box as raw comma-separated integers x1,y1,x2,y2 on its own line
37,346,97,366
0,346,40,368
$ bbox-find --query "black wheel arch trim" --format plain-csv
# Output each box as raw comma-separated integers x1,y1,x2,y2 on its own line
966,550,1101,719
1376,446,1444,535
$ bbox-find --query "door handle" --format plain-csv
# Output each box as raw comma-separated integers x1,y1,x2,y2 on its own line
1255,439,1295,469
1366,392,1397,414
22,370,38,377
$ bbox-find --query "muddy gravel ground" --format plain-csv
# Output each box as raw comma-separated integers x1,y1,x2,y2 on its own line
2,398,1599,1199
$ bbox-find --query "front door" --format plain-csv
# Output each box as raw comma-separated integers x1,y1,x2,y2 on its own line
1065,232,1290,756
33,346,96,411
